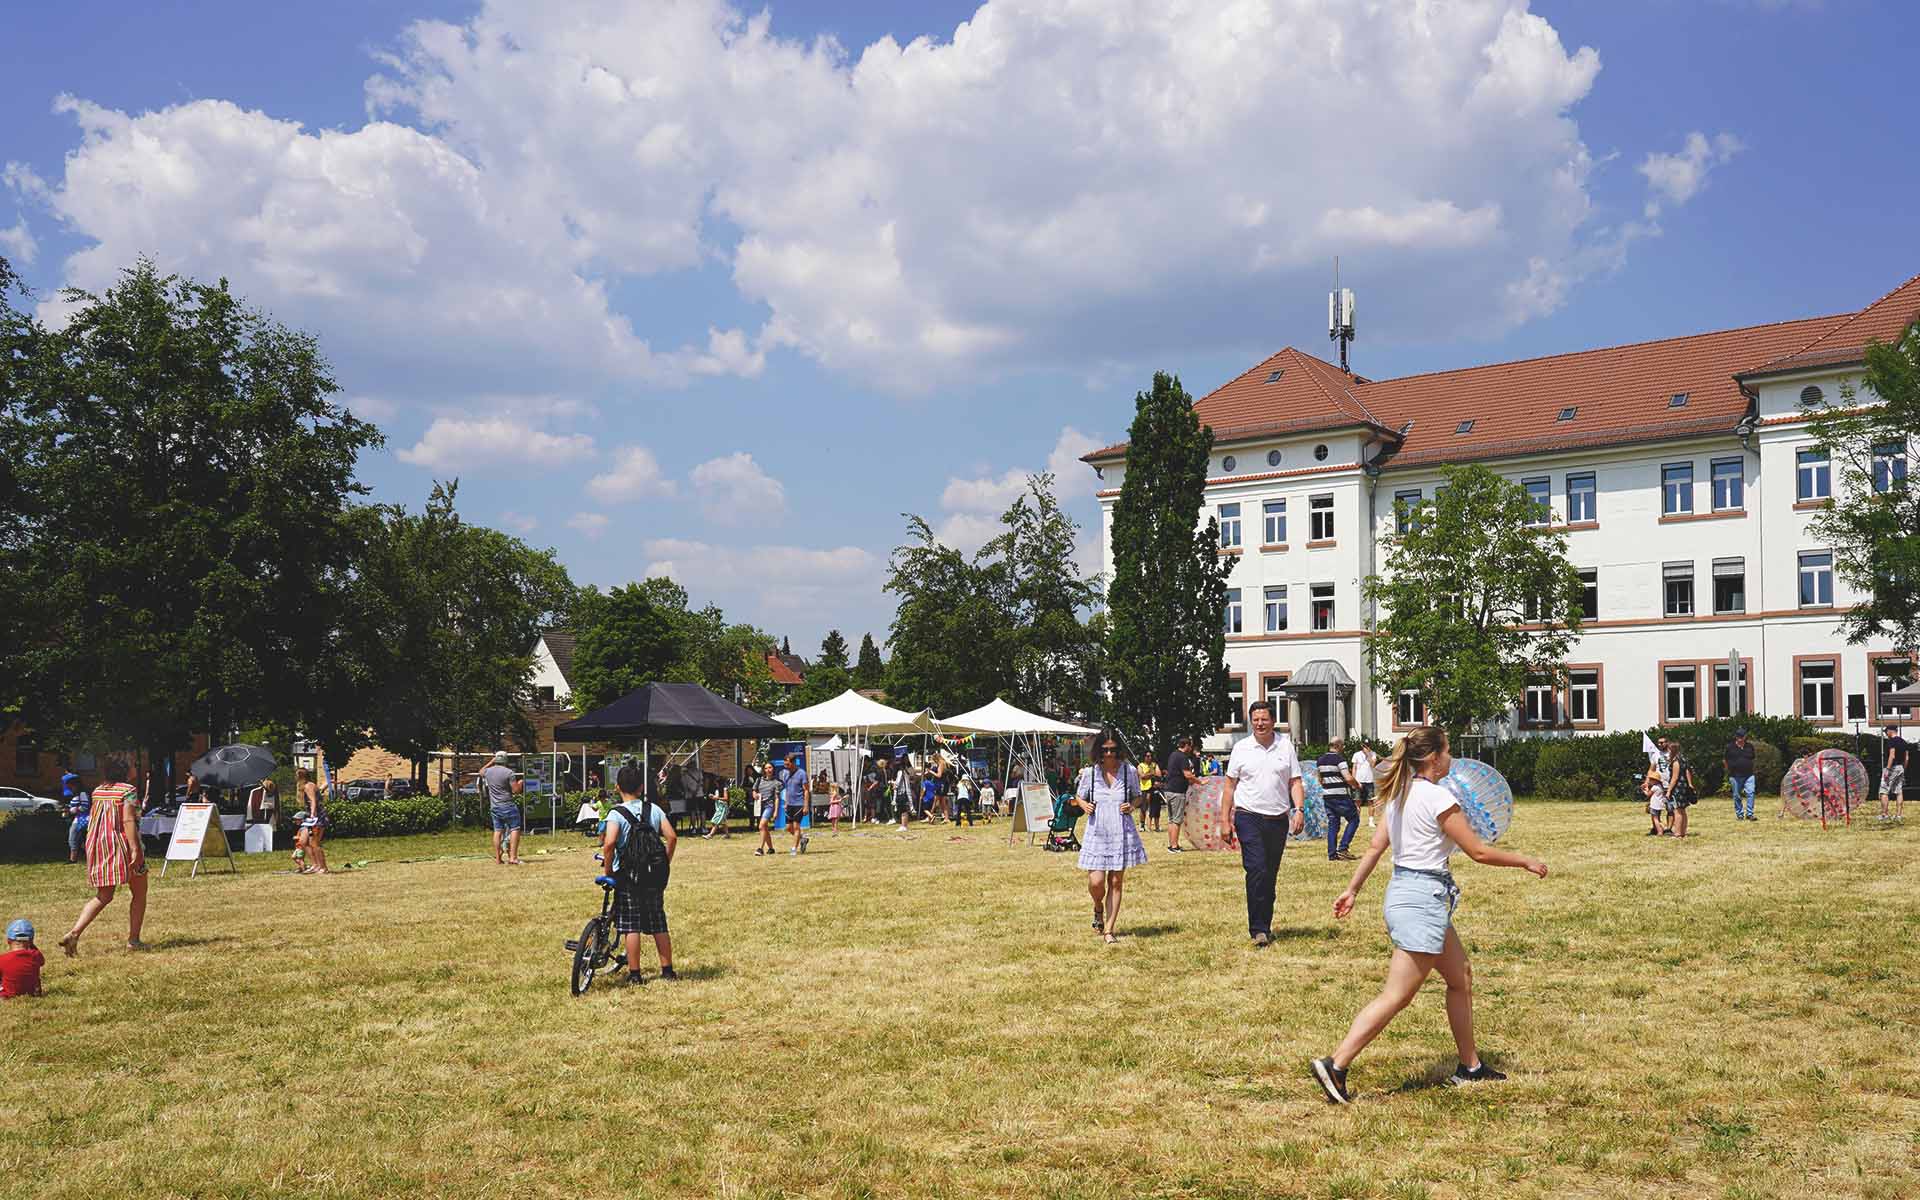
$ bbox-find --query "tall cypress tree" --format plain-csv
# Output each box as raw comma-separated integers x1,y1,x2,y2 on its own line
853,633,885,688
1105,372,1233,755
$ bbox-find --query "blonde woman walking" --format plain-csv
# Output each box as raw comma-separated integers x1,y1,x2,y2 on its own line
1310,728,1547,1104
58,757,148,955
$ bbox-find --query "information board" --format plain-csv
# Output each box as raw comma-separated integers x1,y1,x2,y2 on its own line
162,802,237,876
1010,781,1057,845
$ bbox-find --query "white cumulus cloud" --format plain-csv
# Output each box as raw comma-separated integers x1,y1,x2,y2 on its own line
936,426,1105,558
499,510,538,534
641,538,882,617
17,0,1643,397
566,512,611,538
689,452,786,524
1639,131,1744,217
396,416,595,470
587,445,677,504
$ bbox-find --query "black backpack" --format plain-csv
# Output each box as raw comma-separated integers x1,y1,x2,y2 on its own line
611,803,671,889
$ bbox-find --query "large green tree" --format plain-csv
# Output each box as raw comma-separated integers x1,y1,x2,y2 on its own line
982,474,1105,717
569,582,683,714
1805,319,1920,649
1104,372,1234,755
853,632,885,688
0,258,382,769
1362,464,1585,734
817,629,851,671
882,517,1017,714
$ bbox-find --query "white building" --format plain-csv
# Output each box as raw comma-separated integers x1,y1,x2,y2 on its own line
1085,273,1918,742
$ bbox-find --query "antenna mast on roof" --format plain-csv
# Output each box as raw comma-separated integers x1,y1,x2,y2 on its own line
1328,256,1356,374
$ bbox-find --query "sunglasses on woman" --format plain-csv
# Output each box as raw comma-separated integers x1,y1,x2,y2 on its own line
1100,744,1120,755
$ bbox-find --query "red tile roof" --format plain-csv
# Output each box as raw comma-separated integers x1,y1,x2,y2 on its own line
767,652,804,687
1084,309,1859,471
1740,271,1920,379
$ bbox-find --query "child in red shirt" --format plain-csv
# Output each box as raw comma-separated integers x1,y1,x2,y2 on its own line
2,919,45,998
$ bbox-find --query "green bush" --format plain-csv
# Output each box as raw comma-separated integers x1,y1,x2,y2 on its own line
323,795,451,839
1491,738,1542,796
1533,732,1648,800
1751,740,1785,794
0,810,72,862
1787,736,1830,761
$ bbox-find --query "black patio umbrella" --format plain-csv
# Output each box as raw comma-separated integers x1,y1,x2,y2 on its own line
187,743,280,790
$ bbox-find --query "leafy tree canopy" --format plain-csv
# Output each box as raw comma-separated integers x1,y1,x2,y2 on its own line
1362,464,1584,734
1806,320,1920,650
853,632,885,689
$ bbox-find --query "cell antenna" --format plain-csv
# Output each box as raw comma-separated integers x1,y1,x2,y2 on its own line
1327,256,1356,374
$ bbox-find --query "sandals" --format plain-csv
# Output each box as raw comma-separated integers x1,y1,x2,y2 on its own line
1103,933,1118,945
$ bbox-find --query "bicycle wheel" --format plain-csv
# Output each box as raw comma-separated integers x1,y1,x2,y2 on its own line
570,916,608,996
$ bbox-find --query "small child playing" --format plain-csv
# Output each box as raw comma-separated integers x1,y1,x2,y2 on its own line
826,782,845,834
703,789,733,840
2,919,46,999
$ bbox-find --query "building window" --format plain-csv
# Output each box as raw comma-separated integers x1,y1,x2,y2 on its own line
1523,676,1557,727
1226,677,1246,727
1522,477,1551,526
1711,458,1744,511
1310,583,1335,631
1798,660,1836,722
1664,665,1698,722
1873,441,1909,494
1396,689,1426,726
1267,449,1282,466
1663,561,1695,617
1223,588,1243,635
1567,669,1600,723
1393,489,1421,535
1875,655,1914,719
1261,673,1291,717
1263,585,1288,633
1712,557,1746,615
14,738,39,777
1218,503,1242,549
1713,662,1750,718
1222,455,1237,473
1578,568,1598,620
535,685,556,705
1797,448,1830,501
1661,463,1694,515
1309,494,1335,541
1798,551,1833,607
1566,472,1596,523
1263,499,1286,545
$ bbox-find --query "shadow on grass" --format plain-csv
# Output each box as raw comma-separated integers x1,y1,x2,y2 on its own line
148,934,237,951
1268,925,1326,941
674,963,730,981
1121,923,1183,938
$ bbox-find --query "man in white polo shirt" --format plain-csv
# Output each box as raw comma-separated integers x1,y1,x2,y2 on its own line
1223,700,1306,947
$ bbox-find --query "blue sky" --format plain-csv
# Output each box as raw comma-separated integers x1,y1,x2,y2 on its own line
5,1,1916,663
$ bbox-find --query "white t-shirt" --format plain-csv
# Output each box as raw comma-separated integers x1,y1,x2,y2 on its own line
1351,750,1375,785
1225,733,1300,816
1386,778,1460,872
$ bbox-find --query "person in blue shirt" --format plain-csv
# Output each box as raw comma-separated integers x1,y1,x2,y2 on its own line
782,754,810,855
598,764,678,985
62,771,89,864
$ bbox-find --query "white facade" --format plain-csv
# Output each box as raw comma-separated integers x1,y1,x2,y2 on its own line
1094,351,1908,742
530,634,573,707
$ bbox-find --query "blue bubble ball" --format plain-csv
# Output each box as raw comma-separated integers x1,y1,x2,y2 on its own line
1295,769,1327,841
1441,757,1515,843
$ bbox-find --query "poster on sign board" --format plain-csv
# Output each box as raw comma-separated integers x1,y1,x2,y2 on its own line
162,803,237,877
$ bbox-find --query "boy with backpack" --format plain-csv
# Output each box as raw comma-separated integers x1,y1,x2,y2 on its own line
598,764,679,986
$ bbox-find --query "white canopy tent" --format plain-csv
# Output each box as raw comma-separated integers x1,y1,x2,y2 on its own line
937,698,1098,841
774,690,941,822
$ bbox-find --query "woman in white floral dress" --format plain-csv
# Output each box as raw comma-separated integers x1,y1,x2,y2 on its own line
1076,729,1148,944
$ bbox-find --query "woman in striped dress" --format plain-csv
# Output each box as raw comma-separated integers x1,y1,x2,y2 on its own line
1076,729,1148,945
58,757,148,955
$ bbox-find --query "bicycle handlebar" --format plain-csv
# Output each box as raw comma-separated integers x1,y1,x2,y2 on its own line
595,874,617,888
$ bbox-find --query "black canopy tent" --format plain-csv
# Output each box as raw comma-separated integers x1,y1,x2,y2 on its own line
554,683,788,824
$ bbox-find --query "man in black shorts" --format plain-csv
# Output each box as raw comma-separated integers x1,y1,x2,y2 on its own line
1163,734,1200,852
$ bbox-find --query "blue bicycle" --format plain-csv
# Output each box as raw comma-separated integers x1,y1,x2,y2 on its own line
566,872,629,995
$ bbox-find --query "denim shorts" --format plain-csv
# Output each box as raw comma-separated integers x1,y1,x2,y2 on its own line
1382,866,1459,955
491,804,523,833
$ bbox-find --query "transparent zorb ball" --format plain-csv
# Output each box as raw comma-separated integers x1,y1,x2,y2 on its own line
1294,769,1328,842
1441,758,1515,843
1780,749,1869,821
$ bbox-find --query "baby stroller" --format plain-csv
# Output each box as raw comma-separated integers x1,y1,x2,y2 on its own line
1043,794,1082,853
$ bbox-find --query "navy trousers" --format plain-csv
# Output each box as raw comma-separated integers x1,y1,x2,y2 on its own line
1234,810,1291,937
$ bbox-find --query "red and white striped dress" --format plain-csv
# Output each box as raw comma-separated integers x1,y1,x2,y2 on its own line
85,782,137,887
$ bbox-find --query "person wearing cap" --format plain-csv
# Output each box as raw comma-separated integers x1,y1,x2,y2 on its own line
62,769,90,863
1879,725,1909,823
1724,729,1758,822
474,751,526,865
2,919,44,998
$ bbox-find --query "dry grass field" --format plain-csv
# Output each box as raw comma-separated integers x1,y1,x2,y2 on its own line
2,802,1917,1199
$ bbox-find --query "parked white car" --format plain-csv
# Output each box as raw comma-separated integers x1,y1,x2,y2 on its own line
0,786,61,814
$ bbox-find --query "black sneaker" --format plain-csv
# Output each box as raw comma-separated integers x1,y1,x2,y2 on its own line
658,966,679,981
622,972,646,987
1311,1057,1350,1105
1168,845,1184,853
1448,1061,1507,1086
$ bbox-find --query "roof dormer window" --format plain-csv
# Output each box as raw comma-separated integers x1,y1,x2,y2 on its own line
1557,407,1577,422
1455,419,1474,434
1669,392,1689,408
1265,369,1285,383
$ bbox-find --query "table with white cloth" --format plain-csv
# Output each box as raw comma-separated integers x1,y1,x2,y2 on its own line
138,812,248,839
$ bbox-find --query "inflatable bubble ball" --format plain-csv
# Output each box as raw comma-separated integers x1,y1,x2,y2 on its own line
1182,777,1232,851
1293,770,1328,842
1780,749,1869,821
1440,757,1515,843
